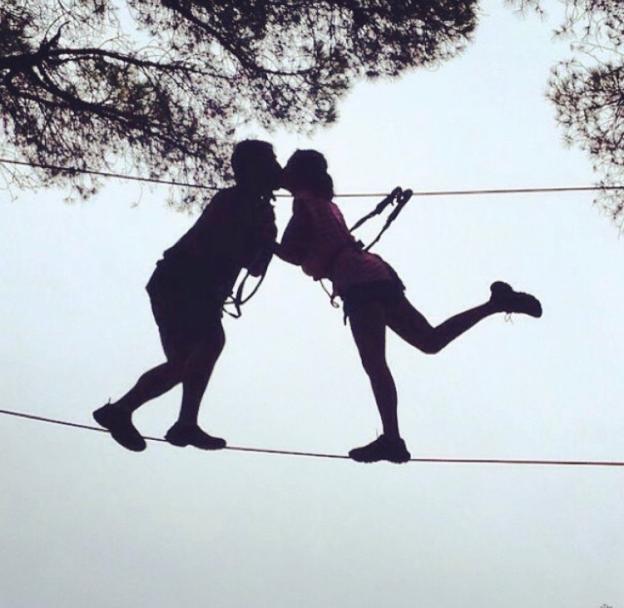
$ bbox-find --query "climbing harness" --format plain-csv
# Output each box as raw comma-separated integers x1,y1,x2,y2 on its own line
223,260,269,319
224,187,414,318
318,186,414,312
319,277,341,309
350,186,414,251
223,192,276,319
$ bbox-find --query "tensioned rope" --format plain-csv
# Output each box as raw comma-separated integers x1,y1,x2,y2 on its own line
1,408,623,467
1,157,623,199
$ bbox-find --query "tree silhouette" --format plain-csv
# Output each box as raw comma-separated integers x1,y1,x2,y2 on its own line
0,0,477,205
512,0,624,227
548,1,624,226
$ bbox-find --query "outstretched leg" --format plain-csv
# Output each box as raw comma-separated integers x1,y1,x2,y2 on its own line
348,301,410,463
387,282,542,354
386,296,496,354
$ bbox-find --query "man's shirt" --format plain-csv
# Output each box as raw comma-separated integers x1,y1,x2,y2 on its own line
153,186,277,303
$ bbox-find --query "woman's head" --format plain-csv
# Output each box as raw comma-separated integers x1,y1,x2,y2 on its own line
282,149,334,198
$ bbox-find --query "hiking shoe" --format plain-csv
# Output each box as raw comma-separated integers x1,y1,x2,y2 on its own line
349,435,411,464
165,422,227,450
93,403,146,452
489,281,542,318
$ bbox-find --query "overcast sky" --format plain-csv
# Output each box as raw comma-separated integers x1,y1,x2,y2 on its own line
1,2,623,607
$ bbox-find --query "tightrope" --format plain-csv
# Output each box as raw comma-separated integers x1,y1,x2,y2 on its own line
1,408,623,466
1,157,623,199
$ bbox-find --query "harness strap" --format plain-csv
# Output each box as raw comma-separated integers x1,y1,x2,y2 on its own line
317,186,413,316
363,188,413,251
349,187,402,232
223,191,275,319
223,261,270,319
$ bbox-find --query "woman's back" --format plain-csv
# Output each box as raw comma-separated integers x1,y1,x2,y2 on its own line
283,192,392,294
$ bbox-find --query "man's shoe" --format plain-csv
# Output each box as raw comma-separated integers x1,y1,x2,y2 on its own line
93,403,146,452
349,435,411,464
165,422,227,450
490,281,542,318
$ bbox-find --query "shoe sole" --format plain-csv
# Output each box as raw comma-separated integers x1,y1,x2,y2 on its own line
165,436,226,450
349,451,411,464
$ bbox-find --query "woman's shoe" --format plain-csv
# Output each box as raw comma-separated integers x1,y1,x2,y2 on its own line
489,281,542,317
349,434,411,463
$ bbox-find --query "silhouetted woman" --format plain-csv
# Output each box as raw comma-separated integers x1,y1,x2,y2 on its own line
276,150,542,464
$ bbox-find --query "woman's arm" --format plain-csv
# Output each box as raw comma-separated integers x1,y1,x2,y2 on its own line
275,213,308,265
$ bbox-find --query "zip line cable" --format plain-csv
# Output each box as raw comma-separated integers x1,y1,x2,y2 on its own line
2,156,624,199
0,157,218,191
1,408,623,467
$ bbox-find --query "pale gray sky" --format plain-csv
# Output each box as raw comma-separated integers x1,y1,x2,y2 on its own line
1,2,623,607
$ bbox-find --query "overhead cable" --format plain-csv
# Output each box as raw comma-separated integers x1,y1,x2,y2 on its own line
1,157,622,199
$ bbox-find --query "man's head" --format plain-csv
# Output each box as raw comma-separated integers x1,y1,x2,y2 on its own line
231,140,282,193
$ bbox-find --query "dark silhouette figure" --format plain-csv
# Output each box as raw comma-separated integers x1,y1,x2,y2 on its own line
276,150,542,464
93,140,281,451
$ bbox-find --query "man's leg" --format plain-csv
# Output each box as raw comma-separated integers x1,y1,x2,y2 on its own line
165,320,227,450
113,362,183,413
93,286,190,451
93,361,183,452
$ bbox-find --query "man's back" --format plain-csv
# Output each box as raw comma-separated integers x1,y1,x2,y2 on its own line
156,187,276,301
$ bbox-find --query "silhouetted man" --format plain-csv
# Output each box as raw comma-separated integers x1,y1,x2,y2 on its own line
93,140,281,451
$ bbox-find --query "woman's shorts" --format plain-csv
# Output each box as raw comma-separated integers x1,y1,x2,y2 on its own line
341,274,406,320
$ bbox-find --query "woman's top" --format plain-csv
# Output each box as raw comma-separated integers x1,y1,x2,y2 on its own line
279,191,392,296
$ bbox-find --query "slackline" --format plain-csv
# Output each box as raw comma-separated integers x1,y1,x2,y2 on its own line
1,408,623,467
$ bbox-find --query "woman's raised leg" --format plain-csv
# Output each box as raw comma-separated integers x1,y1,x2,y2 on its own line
386,295,496,354
387,281,542,354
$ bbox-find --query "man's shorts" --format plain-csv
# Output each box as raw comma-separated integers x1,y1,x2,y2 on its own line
146,265,223,362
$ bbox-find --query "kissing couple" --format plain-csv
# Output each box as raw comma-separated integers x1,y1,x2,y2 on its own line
94,140,541,464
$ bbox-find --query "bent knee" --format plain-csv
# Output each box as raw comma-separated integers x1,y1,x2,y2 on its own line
161,358,185,379
420,344,442,355
417,335,444,355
